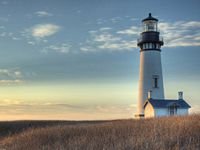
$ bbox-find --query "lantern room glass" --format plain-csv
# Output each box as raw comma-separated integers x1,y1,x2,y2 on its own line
143,20,158,32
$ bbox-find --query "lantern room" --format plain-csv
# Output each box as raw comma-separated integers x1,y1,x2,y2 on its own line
142,13,158,32
137,13,163,50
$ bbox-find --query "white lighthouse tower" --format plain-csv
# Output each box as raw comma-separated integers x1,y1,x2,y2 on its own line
135,13,165,118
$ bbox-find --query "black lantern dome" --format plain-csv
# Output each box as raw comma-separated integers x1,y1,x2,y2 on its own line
142,13,158,22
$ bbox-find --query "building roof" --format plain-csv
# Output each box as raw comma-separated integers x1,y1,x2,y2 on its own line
142,13,158,22
144,99,191,109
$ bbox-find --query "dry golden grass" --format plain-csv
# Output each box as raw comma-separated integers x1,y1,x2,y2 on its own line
0,115,199,150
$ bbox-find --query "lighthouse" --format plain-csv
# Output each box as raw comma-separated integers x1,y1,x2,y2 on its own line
135,13,191,118
135,13,165,118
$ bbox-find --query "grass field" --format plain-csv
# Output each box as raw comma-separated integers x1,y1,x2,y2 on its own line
0,115,199,150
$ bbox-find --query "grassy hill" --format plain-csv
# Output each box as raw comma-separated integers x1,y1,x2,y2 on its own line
0,115,199,150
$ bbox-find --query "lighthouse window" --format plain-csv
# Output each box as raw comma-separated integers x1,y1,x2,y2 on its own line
143,44,145,49
147,43,149,48
146,43,148,49
156,44,160,49
153,43,156,49
143,44,146,49
154,78,158,88
148,24,154,31
153,75,159,88
144,43,147,49
143,20,158,32
149,43,152,49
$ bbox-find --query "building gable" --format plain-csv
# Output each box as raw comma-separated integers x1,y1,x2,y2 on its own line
144,102,155,117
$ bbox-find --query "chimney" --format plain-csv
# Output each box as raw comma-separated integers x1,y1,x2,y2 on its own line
178,91,183,100
148,91,152,99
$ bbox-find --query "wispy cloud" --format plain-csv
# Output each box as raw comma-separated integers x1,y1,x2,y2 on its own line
81,20,200,52
96,17,125,25
0,68,23,79
0,99,22,106
117,26,139,35
0,25,22,41
0,26,5,29
0,101,136,120
35,11,53,17
0,80,23,85
0,68,24,85
27,41,36,45
110,17,123,23
25,24,61,39
43,43,72,54
0,31,21,41
97,39,137,50
99,27,112,31
189,105,200,114
81,27,138,52
94,32,121,42
159,21,200,47
96,18,107,25
1,1,8,5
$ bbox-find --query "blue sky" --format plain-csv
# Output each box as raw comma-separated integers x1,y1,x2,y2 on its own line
0,0,200,120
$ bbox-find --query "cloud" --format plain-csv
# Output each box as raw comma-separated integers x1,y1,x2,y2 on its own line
0,68,24,85
0,80,23,85
97,40,137,50
0,32,6,37
0,102,136,120
189,105,200,114
0,28,21,41
80,46,94,52
1,1,8,5
81,28,138,52
182,21,200,28
0,26,5,29
27,41,36,45
11,36,20,40
94,32,121,42
26,24,60,39
0,69,23,79
0,99,22,106
96,18,107,25
110,17,123,23
95,104,135,115
117,26,139,35
43,43,72,54
81,19,200,52
99,27,112,31
35,11,53,17
158,21,200,47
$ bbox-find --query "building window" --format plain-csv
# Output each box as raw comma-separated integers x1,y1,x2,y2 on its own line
169,105,178,116
152,75,159,88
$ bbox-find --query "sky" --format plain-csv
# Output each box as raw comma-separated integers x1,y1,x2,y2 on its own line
0,0,200,120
